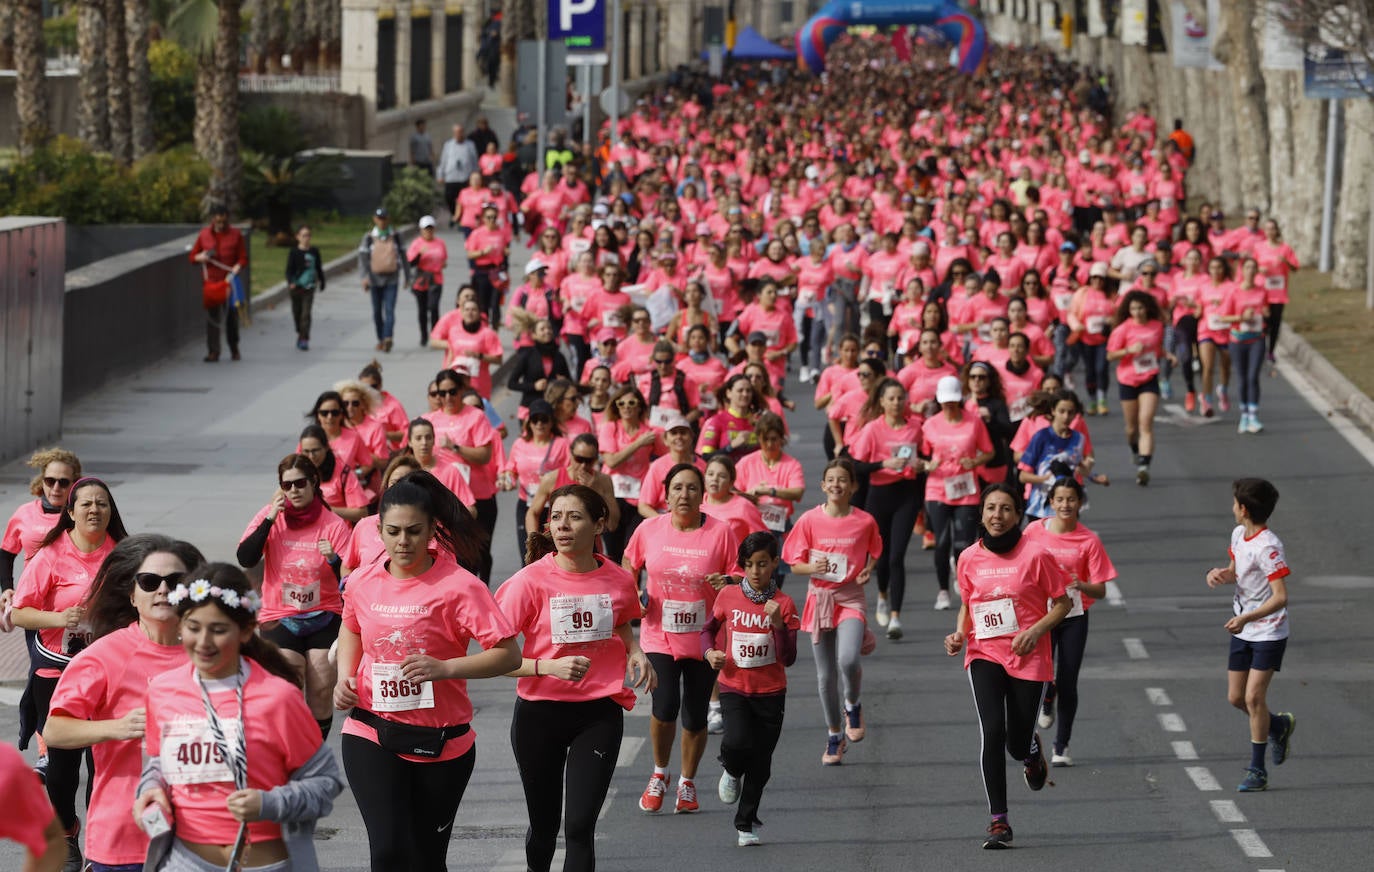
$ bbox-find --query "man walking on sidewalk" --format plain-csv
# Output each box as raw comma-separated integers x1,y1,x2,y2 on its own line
437,125,479,227
358,208,410,353
189,204,246,362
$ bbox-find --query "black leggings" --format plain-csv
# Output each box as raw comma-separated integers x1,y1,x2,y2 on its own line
511,697,622,872
967,658,1046,816
474,496,498,584
865,478,921,610
1172,316,1198,393
414,285,443,345
1267,303,1284,357
342,733,476,871
925,501,979,591
718,691,785,833
1048,611,1090,754
646,653,715,731
601,499,642,565
30,672,93,830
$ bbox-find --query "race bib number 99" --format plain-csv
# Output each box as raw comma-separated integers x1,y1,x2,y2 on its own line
550,593,614,645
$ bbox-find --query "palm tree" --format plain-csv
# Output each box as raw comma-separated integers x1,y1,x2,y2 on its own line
107,0,134,162
169,0,243,212
127,0,155,158
77,0,111,150
266,0,285,73
14,0,50,155
287,0,312,72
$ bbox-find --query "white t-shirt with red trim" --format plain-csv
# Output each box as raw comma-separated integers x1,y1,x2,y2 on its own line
1229,525,1290,643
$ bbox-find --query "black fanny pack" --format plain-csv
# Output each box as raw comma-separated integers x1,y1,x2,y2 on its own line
351,708,470,758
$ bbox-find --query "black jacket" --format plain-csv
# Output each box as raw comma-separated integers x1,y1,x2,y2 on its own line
508,344,572,409
285,246,326,292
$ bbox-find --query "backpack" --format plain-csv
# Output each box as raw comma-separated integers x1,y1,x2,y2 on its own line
370,234,399,275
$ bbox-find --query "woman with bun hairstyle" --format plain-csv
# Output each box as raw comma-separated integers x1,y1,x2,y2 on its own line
237,454,353,738
44,534,203,872
134,562,343,872
334,471,520,871
496,484,654,872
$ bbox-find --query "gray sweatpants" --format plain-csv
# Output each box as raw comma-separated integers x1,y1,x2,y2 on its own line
812,618,865,730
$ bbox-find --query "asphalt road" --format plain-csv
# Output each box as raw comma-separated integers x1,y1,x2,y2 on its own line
3,226,1373,870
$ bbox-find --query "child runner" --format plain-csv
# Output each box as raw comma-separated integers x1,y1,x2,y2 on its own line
1205,478,1295,792
782,459,882,765
704,532,800,847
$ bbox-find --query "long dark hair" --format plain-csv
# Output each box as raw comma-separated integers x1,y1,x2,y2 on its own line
84,534,205,640
381,470,489,573
176,562,301,687
524,484,610,565
39,477,129,552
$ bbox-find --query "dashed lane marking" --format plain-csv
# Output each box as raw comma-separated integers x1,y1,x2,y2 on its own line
1230,828,1274,858
598,788,617,821
1185,766,1223,791
1146,687,1172,706
1171,740,1199,760
615,736,645,769
1209,800,1246,823
1104,580,1125,605
1157,713,1187,732
1123,638,1149,659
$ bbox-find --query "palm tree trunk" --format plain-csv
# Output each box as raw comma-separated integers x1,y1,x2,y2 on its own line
287,0,310,72
106,0,133,163
323,0,341,69
126,0,154,159
206,0,244,214
77,0,111,151
194,61,215,157
266,0,286,73
14,0,50,155
303,0,324,73
247,0,267,73
1,8,15,70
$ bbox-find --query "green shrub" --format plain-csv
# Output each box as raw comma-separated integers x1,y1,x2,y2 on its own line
239,105,310,160
383,166,442,227
131,145,212,222
43,10,78,56
149,40,197,150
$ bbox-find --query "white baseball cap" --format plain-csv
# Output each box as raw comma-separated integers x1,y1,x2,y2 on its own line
936,375,964,404
418,215,437,229
525,258,546,276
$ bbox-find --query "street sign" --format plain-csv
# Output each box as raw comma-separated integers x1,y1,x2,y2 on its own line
549,0,606,53
567,52,609,66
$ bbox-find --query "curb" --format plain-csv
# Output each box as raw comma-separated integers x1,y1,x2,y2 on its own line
1278,329,1374,432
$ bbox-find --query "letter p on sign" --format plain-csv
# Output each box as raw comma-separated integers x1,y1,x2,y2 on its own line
561,0,596,32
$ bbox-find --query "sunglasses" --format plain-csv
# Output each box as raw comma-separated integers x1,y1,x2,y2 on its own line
280,478,311,491
633,317,651,324
134,571,184,592
343,399,363,407
616,399,641,408
43,476,73,489
434,388,458,397
572,454,599,465
530,416,552,425
857,371,876,379
318,408,343,418
968,374,989,381
653,357,674,365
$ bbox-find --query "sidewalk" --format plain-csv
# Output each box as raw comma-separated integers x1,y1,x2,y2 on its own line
0,220,537,681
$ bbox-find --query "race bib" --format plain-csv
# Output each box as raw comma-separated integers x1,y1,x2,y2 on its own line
370,662,435,712
1207,314,1229,331
570,294,587,312
662,598,707,634
648,405,675,430
698,389,718,410
569,239,591,256
977,323,993,343
1264,274,1284,291
161,719,240,785
455,355,481,376
603,311,624,328
759,502,788,532
550,593,614,645
1160,196,1176,209
1065,587,1085,619
1085,315,1106,334
1132,351,1158,374
282,580,320,611
1054,293,1074,312
809,549,848,584
611,473,642,500
944,471,977,501
1130,183,1146,197
732,630,776,668
1240,315,1263,333
972,597,1020,640
61,623,93,654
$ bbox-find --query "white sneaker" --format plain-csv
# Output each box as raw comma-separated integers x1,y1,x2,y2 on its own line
886,614,903,640
1248,414,1264,434
707,707,725,735
874,597,891,627
934,590,952,611
718,770,740,804
1038,706,1055,730
1051,751,1074,767
738,830,762,847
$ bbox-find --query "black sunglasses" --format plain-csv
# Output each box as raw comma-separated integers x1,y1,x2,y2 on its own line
343,399,364,407
43,476,73,489
653,357,674,365
135,571,184,592
280,478,311,491
530,416,552,424
572,454,599,465
434,388,458,397
318,408,343,417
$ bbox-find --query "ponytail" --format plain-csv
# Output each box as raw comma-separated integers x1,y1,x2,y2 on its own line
382,470,489,573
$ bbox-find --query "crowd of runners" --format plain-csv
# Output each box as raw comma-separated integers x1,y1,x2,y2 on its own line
1,34,1301,871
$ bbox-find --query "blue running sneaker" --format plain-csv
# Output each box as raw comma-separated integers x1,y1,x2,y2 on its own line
1237,767,1268,792
1270,712,1295,765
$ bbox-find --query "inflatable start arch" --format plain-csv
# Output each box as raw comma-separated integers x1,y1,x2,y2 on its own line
797,0,988,75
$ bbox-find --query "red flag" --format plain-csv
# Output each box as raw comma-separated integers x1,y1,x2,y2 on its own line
893,26,911,62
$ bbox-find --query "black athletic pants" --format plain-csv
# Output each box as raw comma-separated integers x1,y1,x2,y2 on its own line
30,672,92,831
864,478,921,610
968,658,1046,816
1048,611,1090,754
718,691,785,833
475,496,498,584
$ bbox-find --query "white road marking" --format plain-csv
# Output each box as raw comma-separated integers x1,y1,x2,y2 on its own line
1157,713,1186,732
1146,687,1172,706
1171,740,1199,760
1230,828,1274,858
1185,766,1222,791
1104,580,1125,605
1123,638,1149,659
1159,403,1224,428
616,736,645,769
598,787,617,821
1209,799,1246,823
1276,355,1374,469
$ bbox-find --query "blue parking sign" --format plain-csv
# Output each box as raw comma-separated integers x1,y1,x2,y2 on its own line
549,0,606,52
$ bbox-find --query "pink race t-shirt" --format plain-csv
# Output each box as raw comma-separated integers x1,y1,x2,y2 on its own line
13,534,115,659
1022,518,1117,613
431,320,504,398
781,505,883,631
956,537,1069,681
2,499,61,560
0,743,54,856
423,406,500,500
342,515,384,573
239,506,352,622
494,553,642,709
145,661,320,845
597,419,662,503
701,496,770,544
504,437,571,502
734,450,806,529
1106,319,1165,386
849,416,925,487
920,413,994,505
708,584,800,696
624,514,739,659
341,552,516,762
898,360,959,408
637,454,707,514
50,625,187,864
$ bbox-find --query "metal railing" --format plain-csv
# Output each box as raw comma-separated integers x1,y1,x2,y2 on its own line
238,74,342,94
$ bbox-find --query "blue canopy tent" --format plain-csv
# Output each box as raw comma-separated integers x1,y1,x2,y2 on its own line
701,26,796,61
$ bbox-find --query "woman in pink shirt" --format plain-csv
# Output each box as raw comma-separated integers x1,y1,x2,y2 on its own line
847,380,925,640
1254,219,1299,362
296,426,370,524
1022,477,1118,768
429,297,505,399
237,453,354,735
497,484,653,872
500,399,570,560
1217,257,1272,434
136,563,342,872
358,361,410,451
623,464,738,815
701,455,770,544
306,391,380,497
12,477,127,851
1,447,80,616
1197,256,1235,418
899,329,961,413
1068,263,1117,416
733,283,799,388
781,459,883,765
44,534,203,872
334,472,520,871
734,413,806,546
598,384,662,562
944,483,1071,849
1107,291,1167,485
406,217,449,346
560,251,602,377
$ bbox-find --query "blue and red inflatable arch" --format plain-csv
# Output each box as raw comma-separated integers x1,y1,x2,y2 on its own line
796,0,988,75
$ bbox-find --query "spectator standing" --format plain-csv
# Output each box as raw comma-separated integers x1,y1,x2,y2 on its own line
189,204,246,363
410,119,435,175
437,125,480,227
358,208,410,353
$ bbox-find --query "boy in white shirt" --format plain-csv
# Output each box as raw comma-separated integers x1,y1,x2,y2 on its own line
1205,477,1295,792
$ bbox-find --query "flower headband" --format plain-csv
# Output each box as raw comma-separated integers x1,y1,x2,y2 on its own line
167,579,262,614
